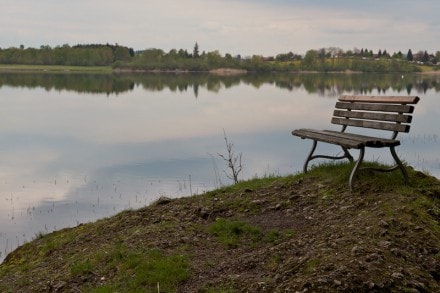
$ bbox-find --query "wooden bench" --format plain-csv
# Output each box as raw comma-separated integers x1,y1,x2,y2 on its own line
292,95,420,190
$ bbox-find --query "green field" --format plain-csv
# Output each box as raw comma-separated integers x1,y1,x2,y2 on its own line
0,64,112,73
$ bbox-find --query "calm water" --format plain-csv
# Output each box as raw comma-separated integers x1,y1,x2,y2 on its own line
0,72,439,262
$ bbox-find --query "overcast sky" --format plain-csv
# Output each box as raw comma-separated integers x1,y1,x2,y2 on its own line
1,0,439,56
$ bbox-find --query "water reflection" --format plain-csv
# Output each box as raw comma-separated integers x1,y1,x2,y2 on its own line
0,72,439,263
1,72,439,96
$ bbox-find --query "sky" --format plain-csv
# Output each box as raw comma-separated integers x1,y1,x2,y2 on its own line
1,0,439,56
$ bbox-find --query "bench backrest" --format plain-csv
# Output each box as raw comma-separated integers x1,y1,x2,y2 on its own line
332,95,420,139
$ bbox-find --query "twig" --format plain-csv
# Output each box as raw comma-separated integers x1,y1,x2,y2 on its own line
218,129,243,184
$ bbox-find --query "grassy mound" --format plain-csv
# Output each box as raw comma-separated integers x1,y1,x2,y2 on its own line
1,163,439,292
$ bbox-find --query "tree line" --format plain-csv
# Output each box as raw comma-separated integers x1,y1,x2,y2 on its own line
1,43,439,73
0,44,134,66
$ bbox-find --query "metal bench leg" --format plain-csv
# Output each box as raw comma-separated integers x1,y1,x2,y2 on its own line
302,142,355,174
303,140,317,173
390,146,409,184
349,147,365,191
342,147,354,162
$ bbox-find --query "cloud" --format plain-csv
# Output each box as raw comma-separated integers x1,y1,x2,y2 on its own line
0,0,439,55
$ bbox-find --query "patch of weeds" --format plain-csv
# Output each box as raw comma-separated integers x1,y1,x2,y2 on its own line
32,231,46,241
223,197,261,215
266,254,283,271
89,286,115,293
15,276,31,287
284,229,296,238
264,230,281,244
208,218,262,248
308,162,352,184
70,259,94,276
157,220,177,230
203,281,238,293
303,258,321,274
408,196,440,234
207,176,289,196
264,229,296,245
38,230,77,257
309,161,410,189
125,249,189,291
91,246,189,292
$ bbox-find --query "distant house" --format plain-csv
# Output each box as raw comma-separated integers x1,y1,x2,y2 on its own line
262,56,275,62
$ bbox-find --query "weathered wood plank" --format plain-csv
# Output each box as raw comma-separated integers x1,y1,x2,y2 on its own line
292,128,401,149
292,129,364,148
335,102,415,113
333,110,412,123
339,95,420,104
322,130,400,147
331,117,411,132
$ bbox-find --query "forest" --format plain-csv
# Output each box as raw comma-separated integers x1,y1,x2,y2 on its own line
0,44,134,66
1,43,439,73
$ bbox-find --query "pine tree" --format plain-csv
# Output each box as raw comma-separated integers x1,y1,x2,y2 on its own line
423,50,429,63
407,49,413,61
193,42,199,58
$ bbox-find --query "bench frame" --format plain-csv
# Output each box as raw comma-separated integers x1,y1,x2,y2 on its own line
292,95,420,190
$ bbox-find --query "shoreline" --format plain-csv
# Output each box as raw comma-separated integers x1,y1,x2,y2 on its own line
1,165,439,291
1,64,439,74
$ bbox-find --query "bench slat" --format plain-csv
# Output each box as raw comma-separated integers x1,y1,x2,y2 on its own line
335,102,415,113
292,129,400,149
339,95,420,104
292,129,364,148
322,130,400,147
331,117,410,132
333,110,412,123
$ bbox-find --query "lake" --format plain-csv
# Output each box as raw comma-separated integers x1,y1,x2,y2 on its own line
1,72,439,262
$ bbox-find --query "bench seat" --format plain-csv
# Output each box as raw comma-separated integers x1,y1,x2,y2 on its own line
293,129,400,149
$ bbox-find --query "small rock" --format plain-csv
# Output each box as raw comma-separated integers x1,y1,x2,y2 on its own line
53,281,67,291
333,279,342,286
197,208,210,219
391,248,404,257
155,196,172,205
378,240,391,248
409,281,428,291
351,245,364,256
391,272,404,279
378,219,389,228
366,253,383,262
251,199,265,205
289,194,300,200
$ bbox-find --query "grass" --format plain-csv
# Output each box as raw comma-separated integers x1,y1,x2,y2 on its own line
303,258,321,274
0,64,112,73
207,218,296,249
307,160,413,190
208,218,262,248
80,244,190,292
111,249,188,292
70,259,94,276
